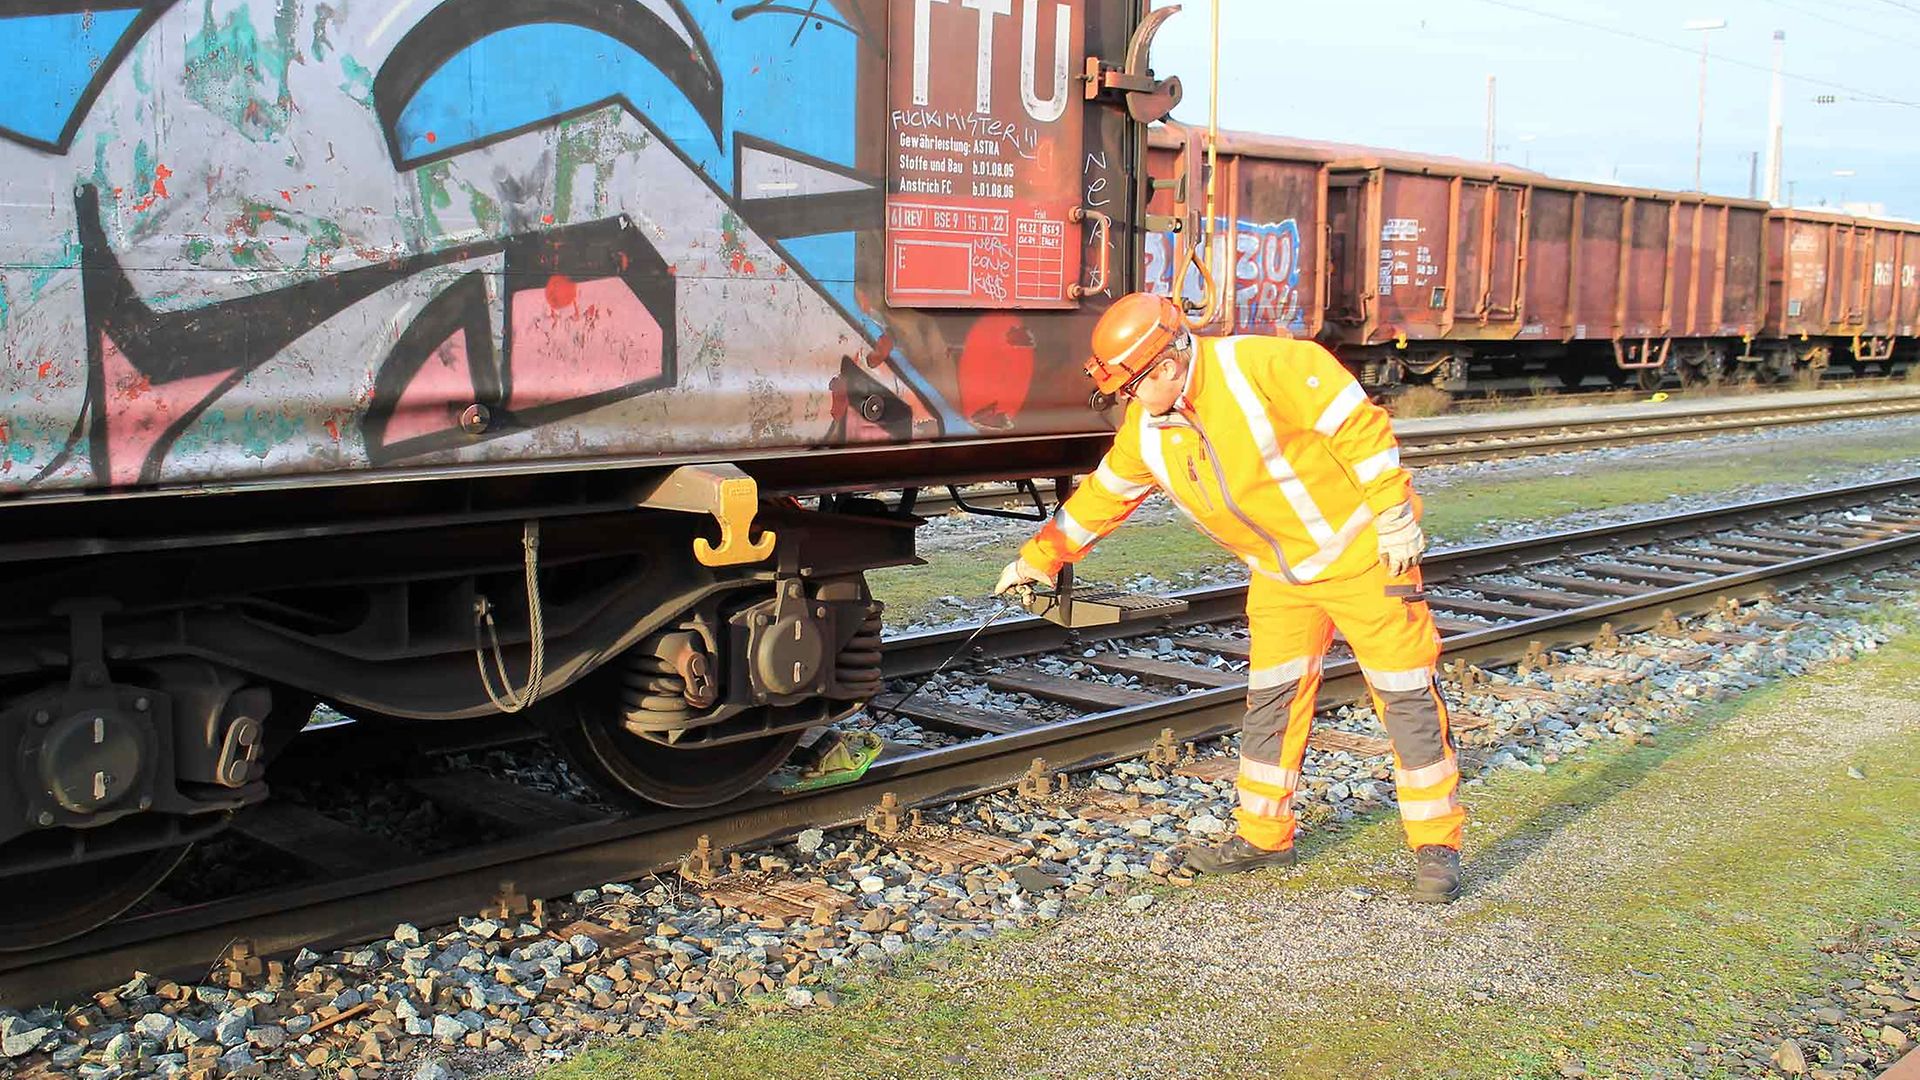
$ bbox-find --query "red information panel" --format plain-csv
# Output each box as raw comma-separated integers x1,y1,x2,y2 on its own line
886,0,1085,309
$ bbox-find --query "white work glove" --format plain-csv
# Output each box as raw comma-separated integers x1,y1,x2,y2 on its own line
995,558,1056,597
1375,501,1426,577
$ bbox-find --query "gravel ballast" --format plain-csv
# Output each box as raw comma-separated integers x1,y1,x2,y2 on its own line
1,574,1911,1080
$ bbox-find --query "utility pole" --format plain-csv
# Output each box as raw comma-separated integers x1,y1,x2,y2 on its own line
1685,19,1727,192
1788,179,1797,206
1764,30,1785,203
1485,75,1496,162
1748,151,1759,199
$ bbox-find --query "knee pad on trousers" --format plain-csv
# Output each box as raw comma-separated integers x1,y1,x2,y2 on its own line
1242,680,1302,762
1373,685,1451,769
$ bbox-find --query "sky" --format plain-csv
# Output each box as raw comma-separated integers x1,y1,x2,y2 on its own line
1147,0,1920,219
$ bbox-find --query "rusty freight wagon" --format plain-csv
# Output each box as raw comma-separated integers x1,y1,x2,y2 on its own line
0,0,1182,947
1146,123,1772,391
1764,208,1920,376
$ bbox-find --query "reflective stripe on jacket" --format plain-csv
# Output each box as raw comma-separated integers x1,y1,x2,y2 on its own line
1021,336,1414,584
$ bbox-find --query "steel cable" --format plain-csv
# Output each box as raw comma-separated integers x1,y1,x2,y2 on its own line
474,521,547,713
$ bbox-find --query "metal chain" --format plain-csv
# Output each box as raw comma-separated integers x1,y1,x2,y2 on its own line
474,520,546,713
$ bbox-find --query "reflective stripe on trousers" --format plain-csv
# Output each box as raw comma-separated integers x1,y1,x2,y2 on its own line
1236,561,1465,852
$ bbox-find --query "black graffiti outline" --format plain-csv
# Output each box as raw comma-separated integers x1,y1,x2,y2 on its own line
730,0,878,48
731,132,880,240
60,186,679,484
0,0,180,153
730,0,851,46
361,214,679,465
370,0,725,170
824,355,911,444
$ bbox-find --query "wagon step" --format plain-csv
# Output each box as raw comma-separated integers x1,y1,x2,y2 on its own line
1022,584,1190,629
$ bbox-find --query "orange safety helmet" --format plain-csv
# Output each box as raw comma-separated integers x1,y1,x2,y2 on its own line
1084,292,1187,396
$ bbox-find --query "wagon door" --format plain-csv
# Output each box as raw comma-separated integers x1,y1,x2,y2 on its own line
1483,183,1526,321
1230,155,1325,338
1868,227,1899,335
1325,170,1372,328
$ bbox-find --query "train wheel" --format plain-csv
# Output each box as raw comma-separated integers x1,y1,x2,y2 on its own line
0,843,190,951
550,693,805,809
1679,348,1726,388
1635,367,1666,392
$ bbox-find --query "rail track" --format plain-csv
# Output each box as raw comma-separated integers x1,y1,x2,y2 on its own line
5,477,1920,1008
902,387,1920,519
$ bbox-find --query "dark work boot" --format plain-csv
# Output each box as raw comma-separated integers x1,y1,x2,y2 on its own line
1182,835,1296,875
1412,845,1462,904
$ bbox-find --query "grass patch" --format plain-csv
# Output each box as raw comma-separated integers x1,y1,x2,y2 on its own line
871,426,1920,627
1253,639,1920,1077
1388,385,1455,418
533,618,1920,1079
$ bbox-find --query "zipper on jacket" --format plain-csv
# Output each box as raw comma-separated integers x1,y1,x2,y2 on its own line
1179,405,1297,582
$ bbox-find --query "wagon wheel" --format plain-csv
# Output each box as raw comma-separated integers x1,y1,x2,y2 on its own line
1678,346,1726,388
0,843,191,951
546,666,806,809
1635,367,1666,392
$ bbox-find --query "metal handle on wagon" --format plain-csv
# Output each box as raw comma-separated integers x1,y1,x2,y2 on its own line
1069,206,1113,299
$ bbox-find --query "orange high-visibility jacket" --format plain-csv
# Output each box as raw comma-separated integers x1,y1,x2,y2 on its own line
1022,336,1413,585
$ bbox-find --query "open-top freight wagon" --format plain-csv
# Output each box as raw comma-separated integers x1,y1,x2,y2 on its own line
1146,123,1917,391
0,0,1181,947
1765,208,1920,375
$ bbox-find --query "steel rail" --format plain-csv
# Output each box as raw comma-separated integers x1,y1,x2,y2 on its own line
884,473,1920,677
898,392,1920,518
1399,395,1920,464
5,477,1919,1007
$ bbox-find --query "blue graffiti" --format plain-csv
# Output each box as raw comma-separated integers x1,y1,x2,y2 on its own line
0,8,145,149
1145,218,1307,335
392,1,855,194
389,0,866,329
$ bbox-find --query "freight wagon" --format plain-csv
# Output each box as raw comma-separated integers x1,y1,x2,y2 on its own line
1764,209,1920,377
1145,123,1909,391
0,0,1180,947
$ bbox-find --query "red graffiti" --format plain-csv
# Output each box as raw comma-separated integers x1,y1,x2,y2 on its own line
324,417,341,441
544,274,578,309
131,164,173,213
955,314,1035,429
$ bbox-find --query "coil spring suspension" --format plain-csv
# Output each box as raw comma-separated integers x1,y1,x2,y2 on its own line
618,632,714,727
834,608,884,699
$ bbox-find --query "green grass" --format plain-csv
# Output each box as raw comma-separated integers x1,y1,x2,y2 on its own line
871,426,1920,627
537,614,1920,1080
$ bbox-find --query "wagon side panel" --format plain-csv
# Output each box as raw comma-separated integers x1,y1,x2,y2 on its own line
1520,188,1574,340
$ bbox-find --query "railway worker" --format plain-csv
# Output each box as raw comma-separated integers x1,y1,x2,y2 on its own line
994,292,1463,903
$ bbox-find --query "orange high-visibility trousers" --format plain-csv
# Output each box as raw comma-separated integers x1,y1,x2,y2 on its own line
1234,561,1464,852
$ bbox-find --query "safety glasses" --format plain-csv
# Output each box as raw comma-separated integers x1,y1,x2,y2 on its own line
1084,347,1179,398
